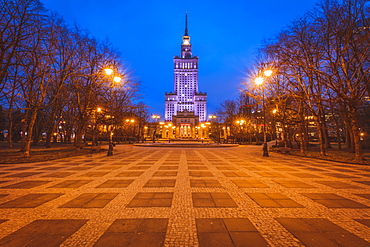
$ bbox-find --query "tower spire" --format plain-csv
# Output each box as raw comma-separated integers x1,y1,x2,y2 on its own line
184,12,188,36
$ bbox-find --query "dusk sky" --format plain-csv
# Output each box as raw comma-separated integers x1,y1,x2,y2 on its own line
41,0,318,118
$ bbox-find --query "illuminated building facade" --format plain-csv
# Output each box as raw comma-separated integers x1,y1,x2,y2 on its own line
164,13,207,130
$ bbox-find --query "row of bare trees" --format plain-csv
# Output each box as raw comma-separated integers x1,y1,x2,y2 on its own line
240,0,369,161
214,0,369,161
0,0,147,157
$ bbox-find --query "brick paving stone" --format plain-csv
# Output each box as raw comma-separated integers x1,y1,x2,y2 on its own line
128,166,151,170
1,145,370,246
247,193,304,208
355,219,370,228
1,180,51,189
116,171,145,177
79,171,110,177
94,219,168,247
5,172,42,178
96,179,135,188
255,172,285,178
190,179,222,188
189,171,214,177
152,171,178,177
222,171,249,177
0,193,63,208
188,166,209,170
216,166,238,170
49,180,92,188
192,192,238,207
196,218,269,247
42,172,74,178
316,181,362,189
301,193,369,208
324,173,359,179
277,218,370,247
143,179,176,187
289,172,322,178
355,181,370,186
356,194,370,200
273,180,316,188
60,193,118,208
66,166,93,171
96,166,122,170
0,194,9,199
37,166,64,171
0,219,87,246
158,166,179,170
232,179,269,188
7,167,34,171
127,192,173,207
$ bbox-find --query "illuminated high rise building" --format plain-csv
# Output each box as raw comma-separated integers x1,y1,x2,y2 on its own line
164,13,207,123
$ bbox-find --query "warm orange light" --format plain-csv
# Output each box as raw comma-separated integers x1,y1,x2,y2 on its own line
97,107,102,112
104,68,113,75
113,76,121,83
272,109,277,114
264,69,273,77
255,77,264,85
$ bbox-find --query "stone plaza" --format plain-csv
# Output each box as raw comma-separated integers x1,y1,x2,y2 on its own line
0,145,370,246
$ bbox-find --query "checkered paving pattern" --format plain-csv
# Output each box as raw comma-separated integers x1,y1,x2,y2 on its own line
0,145,370,246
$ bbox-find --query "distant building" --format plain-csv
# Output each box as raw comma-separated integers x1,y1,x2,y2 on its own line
164,13,207,126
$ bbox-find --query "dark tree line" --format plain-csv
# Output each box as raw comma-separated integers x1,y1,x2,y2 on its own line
217,0,369,162
0,0,148,156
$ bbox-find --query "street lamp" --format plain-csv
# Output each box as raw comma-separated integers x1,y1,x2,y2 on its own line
254,69,273,157
209,115,220,143
104,68,122,156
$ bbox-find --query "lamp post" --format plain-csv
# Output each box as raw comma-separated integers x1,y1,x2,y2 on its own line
272,109,278,146
104,68,122,156
151,115,160,143
209,115,220,144
236,120,245,144
255,69,273,157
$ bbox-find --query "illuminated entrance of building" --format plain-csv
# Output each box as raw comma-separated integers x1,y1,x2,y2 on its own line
180,124,191,137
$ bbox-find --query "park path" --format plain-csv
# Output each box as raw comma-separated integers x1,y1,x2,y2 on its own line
0,145,370,246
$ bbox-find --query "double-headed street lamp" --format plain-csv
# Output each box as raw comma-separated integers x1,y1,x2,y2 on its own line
255,69,273,157
236,119,246,145
104,68,122,156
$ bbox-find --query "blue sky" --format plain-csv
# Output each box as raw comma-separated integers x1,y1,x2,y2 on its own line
41,0,318,118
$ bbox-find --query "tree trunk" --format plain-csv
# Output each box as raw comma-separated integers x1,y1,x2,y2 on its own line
23,109,38,157
74,126,84,149
317,122,326,156
322,120,332,149
348,108,363,162
45,130,52,148
7,112,13,148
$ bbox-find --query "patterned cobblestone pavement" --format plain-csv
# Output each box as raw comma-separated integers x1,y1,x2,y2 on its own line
1,145,370,246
